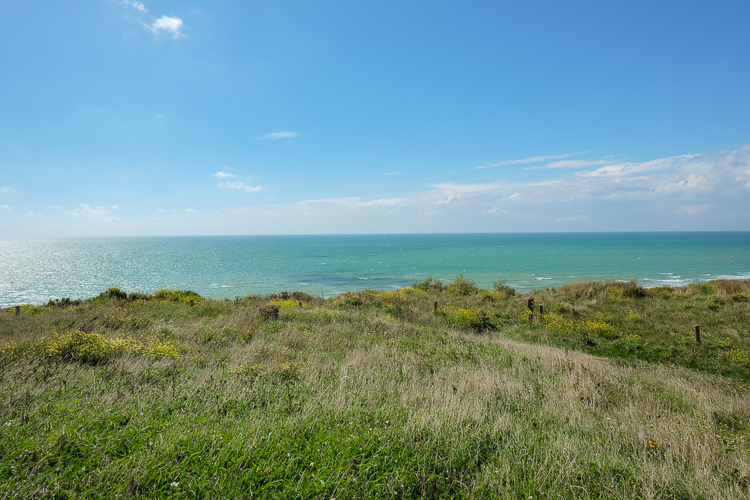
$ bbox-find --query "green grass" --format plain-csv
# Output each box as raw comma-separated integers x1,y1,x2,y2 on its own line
1,279,749,498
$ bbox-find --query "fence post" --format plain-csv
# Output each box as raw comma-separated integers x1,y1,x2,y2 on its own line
694,325,701,344
15,305,20,315
189,299,194,308
528,298,535,322
434,300,438,313
539,304,544,317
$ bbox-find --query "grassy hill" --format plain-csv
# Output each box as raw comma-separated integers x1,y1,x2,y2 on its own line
1,278,749,499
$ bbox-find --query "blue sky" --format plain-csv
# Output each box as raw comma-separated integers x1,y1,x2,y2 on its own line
1,0,749,237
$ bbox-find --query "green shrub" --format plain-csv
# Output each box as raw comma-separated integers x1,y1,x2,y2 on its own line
731,293,749,303
413,277,443,292
438,306,490,331
47,330,112,364
444,274,478,296
98,287,128,300
152,289,204,305
492,279,516,296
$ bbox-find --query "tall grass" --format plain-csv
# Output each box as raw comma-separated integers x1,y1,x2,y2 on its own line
1,279,749,498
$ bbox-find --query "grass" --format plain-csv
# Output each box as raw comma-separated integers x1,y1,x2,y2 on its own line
1,279,749,498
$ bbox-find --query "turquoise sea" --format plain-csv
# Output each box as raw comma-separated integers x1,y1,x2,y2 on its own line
1,232,749,307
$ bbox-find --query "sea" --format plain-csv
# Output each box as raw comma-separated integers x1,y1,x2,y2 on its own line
1,232,749,308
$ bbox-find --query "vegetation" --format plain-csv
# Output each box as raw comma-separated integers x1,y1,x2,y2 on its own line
1,279,749,498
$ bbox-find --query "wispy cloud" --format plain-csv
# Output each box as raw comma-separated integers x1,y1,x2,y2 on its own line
218,181,264,192
114,1,185,38
259,131,299,140
525,156,618,170
213,171,236,178
70,204,120,222
116,0,148,12
482,206,507,215
1,186,14,194
284,145,750,229
475,151,587,169
0,205,11,211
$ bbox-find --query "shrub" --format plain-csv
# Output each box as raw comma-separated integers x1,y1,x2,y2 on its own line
646,285,673,298
152,289,204,305
98,287,128,300
731,293,749,303
443,274,478,296
492,279,516,296
145,339,180,359
259,304,281,320
438,306,490,331
268,298,303,310
46,297,80,308
413,277,443,292
47,330,112,364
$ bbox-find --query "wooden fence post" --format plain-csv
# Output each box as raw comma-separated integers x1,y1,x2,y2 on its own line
434,301,438,313
189,299,194,308
15,305,20,315
528,298,535,322
694,325,701,344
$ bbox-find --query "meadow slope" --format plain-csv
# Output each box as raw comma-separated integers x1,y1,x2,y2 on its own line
1,278,749,499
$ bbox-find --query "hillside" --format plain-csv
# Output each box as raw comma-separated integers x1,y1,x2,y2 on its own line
1,278,749,499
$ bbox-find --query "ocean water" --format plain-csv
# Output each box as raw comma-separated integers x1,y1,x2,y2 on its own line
1,232,749,307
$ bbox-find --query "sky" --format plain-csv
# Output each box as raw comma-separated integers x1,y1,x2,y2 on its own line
1,0,749,237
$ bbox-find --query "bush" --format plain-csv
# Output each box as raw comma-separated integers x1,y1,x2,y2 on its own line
413,277,443,292
438,306,490,331
98,287,128,300
47,330,112,364
443,274,478,296
492,280,516,296
152,289,204,305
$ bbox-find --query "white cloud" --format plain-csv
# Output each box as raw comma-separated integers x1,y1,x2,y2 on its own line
655,174,709,194
185,208,196,213
25,211,42,218
1,186,14,194
476,151,586,169
116,0,148,12
259,131,299,140
675,204,711,215
297,197,407,210
70,204,120,222
526,156,617,170
218,181,264,192
50,205,62,210
482,206,507,215
150,15,185,38
0,205,11,211
213,171,236,178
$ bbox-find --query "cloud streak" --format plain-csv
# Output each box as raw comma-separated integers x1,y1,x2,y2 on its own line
70,204,120,222
259,131,299,140
218,181,264,192
476,151,587,169
283,145,750,228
